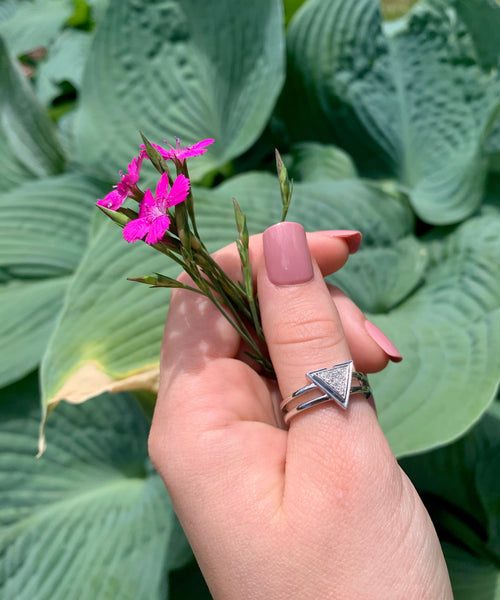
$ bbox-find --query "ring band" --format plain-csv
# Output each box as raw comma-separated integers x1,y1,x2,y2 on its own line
280,360,371,424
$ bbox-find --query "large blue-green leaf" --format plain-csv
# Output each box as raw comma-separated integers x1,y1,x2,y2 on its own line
0,374,190,599
443,544,500,600
75,0,284,182
40,171,500,455
287,142,358,182
368,207,500,455
401,410,500,596
280,0,500,224
0,278,67,386
36,29,93,105
0,0,72,56
0,174,104,387
0,36,64,185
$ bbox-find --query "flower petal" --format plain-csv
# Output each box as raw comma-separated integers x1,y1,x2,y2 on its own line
166,174,190,208
138,189,159,221
155,172,171,209
96,189,124,210
123,218,150,243
176,138,214,160
145,214,171,245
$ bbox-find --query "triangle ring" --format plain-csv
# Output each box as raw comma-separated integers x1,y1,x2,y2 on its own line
280,360,372,424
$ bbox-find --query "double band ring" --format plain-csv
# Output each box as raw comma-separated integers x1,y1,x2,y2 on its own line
280,360,372,424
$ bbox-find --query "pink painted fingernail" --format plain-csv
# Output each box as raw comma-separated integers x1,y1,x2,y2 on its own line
364,320,403,362
320,230,362,254
263,222,313,286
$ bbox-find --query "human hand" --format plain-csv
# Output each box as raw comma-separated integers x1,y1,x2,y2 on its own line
149,222,452,600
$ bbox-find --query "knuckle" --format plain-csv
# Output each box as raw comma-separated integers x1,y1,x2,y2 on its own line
268,312,344,353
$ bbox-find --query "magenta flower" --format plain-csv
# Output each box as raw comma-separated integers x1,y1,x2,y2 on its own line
123,173,190,245
142,138,214,164
97,153,145,210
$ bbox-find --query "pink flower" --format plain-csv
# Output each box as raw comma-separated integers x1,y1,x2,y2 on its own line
97,153,145,210
141,138,214,163
123,173,190,245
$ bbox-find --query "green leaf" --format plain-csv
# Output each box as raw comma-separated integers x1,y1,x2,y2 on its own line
0,174,102,279
36,29,93,105
39,172,411,410
41,174,500,456
288,142,358,182
0,374,190,599
283,0,308,25
280,0,500,224
368,208,500,455
0,36,65,179
0,174,104,387
442,543,500,600
400,411,500,594
75,0,285,181
0,0,73,56
0,278,67,387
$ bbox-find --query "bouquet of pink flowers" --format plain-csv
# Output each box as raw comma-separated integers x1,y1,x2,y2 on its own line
97,135,292,377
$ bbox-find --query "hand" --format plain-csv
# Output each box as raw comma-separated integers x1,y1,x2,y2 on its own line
149,223,452,600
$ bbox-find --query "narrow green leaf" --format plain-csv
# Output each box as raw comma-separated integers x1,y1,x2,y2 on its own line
275,149,293,221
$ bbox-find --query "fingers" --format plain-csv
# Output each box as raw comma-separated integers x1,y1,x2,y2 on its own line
328,285,401,372
257,222,396,506
161,230,354,387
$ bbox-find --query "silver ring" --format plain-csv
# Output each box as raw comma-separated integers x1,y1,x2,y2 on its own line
280,360,371,424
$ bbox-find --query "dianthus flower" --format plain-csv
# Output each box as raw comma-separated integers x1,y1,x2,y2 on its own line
123,173,190,245
97,153,145,210
141,138,214,165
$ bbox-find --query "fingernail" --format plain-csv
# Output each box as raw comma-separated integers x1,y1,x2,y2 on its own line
320,230,362,254
263,222,314,285
364,320,403,362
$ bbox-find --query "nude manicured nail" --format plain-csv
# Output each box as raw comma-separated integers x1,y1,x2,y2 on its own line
320,230,362,254
364,320,403,362
263,222,313,285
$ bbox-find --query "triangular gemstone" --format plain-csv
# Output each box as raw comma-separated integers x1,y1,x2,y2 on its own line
307,360,353,409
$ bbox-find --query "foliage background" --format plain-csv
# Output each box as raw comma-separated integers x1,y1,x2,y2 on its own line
0,0,499,597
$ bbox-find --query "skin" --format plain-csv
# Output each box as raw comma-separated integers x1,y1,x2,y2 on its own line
149,231,453,600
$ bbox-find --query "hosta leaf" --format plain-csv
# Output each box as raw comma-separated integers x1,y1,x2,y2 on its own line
443,544,500,600
0,36,64,181
36,29,93,105
400,410,500,594
0,1,17,22
0,174,101,279
41,172,500,455
288,142,358,182
283,0,308,25
368,208,500,455
40,172,412,413
0,0,72,56
0,278,67,387
0,374,188,600
0,174,104,387
75,0,284,181
280,0,500,224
